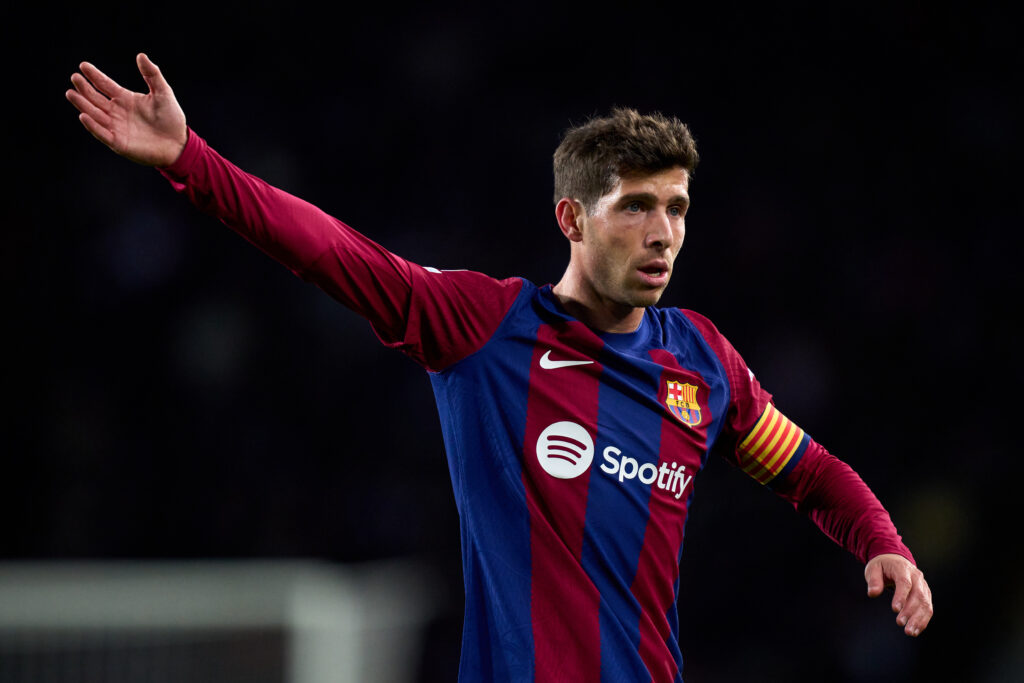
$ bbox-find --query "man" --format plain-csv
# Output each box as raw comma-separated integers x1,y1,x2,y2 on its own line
66,54,933,681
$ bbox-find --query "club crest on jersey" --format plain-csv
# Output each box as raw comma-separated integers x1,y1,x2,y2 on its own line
665,381,701,426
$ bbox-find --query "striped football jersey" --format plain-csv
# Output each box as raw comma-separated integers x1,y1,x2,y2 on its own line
160,130,914,683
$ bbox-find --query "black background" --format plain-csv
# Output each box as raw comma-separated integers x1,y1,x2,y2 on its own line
6,2,1021,680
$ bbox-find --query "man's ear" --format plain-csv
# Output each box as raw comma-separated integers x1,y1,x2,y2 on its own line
555,198,585,242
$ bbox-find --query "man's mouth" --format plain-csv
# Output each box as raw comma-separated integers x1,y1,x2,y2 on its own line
637,260,670,285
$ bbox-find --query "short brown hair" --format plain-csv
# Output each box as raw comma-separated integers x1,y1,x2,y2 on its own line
553,108,699,210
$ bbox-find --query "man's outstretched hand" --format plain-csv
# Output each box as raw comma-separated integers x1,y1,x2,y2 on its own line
865,553,934,637
66,53,187,167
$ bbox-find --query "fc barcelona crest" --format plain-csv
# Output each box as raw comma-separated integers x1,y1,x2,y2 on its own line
665,381,701,426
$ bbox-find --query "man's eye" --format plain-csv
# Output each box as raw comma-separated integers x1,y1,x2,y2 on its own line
669,206,683,217
627,201,643,212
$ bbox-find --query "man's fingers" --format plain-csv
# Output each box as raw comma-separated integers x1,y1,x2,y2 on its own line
864,562,886,598
896,578,933,637
69,72,111,111
79,61,129,100
864,554,933,637
136,53,170,96
897,598,932,637
68,54,187,166
890,574,913,614
66,84,113,129
75,111,116,148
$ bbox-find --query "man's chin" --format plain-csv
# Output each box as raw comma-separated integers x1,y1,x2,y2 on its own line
629,288,667,308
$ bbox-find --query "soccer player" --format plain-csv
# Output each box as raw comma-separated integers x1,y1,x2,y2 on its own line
66,54,933,682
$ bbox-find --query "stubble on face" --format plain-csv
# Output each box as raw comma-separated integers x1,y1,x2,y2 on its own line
553,167,689,333
580,169,689,308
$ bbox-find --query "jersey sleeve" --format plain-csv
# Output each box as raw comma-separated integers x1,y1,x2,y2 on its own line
683,310,914,564
680,310,774,446
158,129,522,371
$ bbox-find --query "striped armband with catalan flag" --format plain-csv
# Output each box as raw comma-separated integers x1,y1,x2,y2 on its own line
737,404,810,485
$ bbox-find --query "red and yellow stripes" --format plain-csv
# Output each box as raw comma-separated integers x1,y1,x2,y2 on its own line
738,404,805,485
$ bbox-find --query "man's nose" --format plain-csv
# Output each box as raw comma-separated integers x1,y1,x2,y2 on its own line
645,212,674,249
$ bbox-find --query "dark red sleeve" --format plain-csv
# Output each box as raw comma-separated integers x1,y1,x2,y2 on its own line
683,309,915,565
159,129,521,371
774,441,916,565
681,310,771,440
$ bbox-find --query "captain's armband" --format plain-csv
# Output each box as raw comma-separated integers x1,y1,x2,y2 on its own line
736,404,810,485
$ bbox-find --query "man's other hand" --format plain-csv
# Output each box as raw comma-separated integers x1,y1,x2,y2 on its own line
865,552,934,637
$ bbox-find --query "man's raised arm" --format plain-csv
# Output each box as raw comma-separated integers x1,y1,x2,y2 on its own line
65,55,522,372
66,53,187,167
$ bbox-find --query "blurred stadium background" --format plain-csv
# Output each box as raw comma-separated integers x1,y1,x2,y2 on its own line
0,560,437,682
4,2,1021,680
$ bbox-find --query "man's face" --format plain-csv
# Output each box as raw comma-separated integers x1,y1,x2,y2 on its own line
574,166,690,311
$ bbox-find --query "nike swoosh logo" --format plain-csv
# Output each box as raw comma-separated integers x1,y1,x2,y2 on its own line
540,350,595,369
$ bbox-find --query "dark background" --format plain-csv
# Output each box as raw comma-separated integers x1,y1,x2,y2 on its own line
6,2,1021,681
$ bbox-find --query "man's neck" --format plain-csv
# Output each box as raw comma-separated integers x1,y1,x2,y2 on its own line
551,278,646,334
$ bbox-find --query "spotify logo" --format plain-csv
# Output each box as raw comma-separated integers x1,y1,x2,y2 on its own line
536,421,594,479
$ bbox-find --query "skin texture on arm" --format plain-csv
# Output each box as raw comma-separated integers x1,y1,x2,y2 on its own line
865,552,934,636
66,53,187,167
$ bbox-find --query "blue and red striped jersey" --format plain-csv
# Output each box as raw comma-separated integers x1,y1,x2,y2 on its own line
427,278,772,682
161,131,914,682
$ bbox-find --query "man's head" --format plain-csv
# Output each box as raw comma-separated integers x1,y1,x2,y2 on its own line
553,108,699,212
551,109,699,332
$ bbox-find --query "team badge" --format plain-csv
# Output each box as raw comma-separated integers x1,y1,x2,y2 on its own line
665,381,701,426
